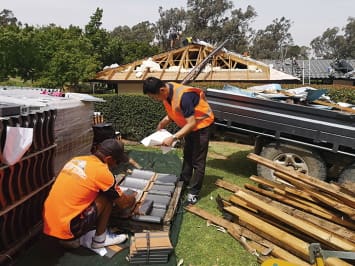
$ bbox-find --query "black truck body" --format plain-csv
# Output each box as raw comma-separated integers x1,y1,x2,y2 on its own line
205,88,355,183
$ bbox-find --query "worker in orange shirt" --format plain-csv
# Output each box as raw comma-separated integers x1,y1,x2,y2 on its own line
43,139,137,249
143,77,214,205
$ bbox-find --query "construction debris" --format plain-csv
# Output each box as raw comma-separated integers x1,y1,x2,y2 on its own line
186,153,355,266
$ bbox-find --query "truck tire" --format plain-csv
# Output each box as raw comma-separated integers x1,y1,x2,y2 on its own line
257,143,327,182
338,162,355,185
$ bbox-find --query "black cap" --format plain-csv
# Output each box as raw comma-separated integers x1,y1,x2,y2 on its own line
97,139,129,164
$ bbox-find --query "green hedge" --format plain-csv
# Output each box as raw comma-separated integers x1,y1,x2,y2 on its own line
94,94,178,141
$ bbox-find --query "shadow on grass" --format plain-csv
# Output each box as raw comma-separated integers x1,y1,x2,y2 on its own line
199,150,257,199
207,149,256,177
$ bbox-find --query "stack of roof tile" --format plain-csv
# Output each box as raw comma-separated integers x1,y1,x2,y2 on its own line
127,231,173,264
119,169,179,224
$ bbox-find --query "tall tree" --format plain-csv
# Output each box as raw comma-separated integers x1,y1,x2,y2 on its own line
112,21,155,43
343,17,355,58
0,9,18,27
39,26,99,88
185,0,233,44
310,27,346,59
155,7,186,49
250,17,293,59
111,21,159,65
84,8,110,68
219,5,256,53
155,1,255,52
0,26,19,80
15,25,43,82
286,45,310,59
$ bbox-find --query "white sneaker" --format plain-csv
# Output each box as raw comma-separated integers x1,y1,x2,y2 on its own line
91,231,127,249
187,193,198,205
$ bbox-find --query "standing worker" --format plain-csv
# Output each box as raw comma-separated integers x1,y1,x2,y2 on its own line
43,139,137,249
142,77,214,205
168,27,181,50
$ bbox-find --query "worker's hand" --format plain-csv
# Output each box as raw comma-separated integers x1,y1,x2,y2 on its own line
156,116,171,131
156,123,164,131
129,158,142,169
162,136,175,147
115,191,137,210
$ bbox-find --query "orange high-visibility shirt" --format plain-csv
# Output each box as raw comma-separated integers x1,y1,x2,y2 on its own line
163,82,214,130
43,155,115,239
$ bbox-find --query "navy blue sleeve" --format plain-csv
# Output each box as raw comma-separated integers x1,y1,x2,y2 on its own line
103,184,120,200
180,92,200,118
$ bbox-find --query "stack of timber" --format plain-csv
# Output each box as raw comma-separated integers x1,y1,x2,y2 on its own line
186,153,355,266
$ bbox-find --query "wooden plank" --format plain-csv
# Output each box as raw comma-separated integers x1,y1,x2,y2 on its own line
329,182,355,197
249,175,316,203
229,195,258,213
164,181,183,224
237,186,355,245
185,205,310,266
216,177,355,248
224,205,352,266
216,178,355,234
233,190,355,251
274,171,355,219
247,153,355,209
244,183,355,230
215,178,243,192
313,100,355,114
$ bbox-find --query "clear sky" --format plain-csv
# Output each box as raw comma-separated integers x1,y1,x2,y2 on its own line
2,0,354,47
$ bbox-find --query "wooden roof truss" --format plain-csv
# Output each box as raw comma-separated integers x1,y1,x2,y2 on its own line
94,43,271,82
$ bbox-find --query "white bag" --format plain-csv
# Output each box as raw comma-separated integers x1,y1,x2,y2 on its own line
2,127,33,165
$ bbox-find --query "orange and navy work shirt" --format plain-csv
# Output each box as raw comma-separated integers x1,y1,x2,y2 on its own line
163,82,214,130
43,155,118,239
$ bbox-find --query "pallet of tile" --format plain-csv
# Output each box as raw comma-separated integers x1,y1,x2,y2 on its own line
111,181,183,232
127,231,173,264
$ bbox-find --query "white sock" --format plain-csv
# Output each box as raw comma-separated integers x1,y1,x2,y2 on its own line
93,230,106,242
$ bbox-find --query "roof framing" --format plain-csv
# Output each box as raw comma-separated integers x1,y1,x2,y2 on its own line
94,43,297,82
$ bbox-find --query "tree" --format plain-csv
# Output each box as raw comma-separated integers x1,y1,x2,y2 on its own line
120,41,160,65
84,8,111,68
110,21,159,65
154,1,256,53
343,17,355,58
219,5,256,53
185,0,233,44
0,26,19,80
112,21,155,43
0,9,18,27
310,27,345,59
39,29,99,88
155,7,186,49
286,45,311,60
250,17,293,59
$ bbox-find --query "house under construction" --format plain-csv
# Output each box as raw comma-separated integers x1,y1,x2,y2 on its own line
92,41,299,92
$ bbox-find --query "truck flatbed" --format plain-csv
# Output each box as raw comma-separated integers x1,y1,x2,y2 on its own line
205,88,355,182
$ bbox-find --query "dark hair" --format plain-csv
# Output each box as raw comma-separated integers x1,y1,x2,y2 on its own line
96,139,129,164
143,77,165,95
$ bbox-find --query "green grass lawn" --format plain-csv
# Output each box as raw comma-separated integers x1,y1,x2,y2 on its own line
126,141,259,266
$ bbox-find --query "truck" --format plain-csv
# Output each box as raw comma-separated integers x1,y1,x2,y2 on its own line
205,87,355,185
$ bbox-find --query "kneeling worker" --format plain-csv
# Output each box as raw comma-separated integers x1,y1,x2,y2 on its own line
43,139,137,248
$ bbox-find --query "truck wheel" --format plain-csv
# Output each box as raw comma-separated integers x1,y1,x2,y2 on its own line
257,143,327,182
338,162,355,186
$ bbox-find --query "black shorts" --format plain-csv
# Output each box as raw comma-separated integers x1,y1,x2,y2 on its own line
70,201,98,238
169,33,177,40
